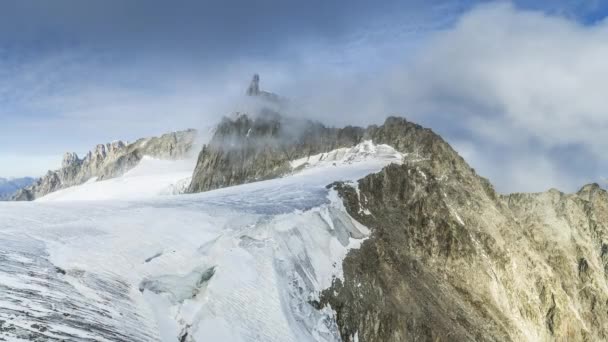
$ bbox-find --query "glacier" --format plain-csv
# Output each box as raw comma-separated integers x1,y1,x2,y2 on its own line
0,142,402,341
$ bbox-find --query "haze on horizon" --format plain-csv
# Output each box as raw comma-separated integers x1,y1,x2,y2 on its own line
1,0,608,193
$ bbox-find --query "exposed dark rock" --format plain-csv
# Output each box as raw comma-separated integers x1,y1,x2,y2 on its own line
246,73,282,103
187,111,365,193
246,74,260,96
546,294,557,335
190,75,470,195
187,109,469,195
315,126,608,341
579,258,589,278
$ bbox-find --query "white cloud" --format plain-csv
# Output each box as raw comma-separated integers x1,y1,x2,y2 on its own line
409,3,608,153
289,3,608,192
393,3,608,192
2,3,607,193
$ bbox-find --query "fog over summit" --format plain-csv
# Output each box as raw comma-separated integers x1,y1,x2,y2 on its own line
2,2,608,192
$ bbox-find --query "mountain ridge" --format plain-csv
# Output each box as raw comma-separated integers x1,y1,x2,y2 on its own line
182,94,608,340
12,129,197,201
3,74,607,341
317,140,608,341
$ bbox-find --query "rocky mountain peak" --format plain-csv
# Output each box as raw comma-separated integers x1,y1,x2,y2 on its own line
577,182,603,200
246,74,260,96
108,140,126,153
88,141,127,161
61,152,80,168
186,109,475,195
245,74,282,103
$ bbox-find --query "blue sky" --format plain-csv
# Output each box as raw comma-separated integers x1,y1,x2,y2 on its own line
1,0,608,193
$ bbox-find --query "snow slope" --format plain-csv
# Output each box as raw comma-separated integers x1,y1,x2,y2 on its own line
0,142,403,341
37,156,196,202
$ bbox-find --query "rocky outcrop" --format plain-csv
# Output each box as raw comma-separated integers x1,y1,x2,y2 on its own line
315,124,608,341
187,111,365,193
187,111,470,193
188,93,608,340
185,73,608,338
246,74,261,96
12,129,197,201
246,73,282,103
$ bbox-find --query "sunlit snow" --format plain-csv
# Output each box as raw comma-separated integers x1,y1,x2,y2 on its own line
0,142,402,341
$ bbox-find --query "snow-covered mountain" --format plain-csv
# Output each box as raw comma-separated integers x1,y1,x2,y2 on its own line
2,76,608,341
37,156,197,202
0,140,401,341
0,177,35,200
12,129,197,201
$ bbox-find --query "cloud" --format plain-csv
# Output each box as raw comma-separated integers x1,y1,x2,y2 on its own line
0,0,458,177
280,3,608,193
401,3,608,192
1,1,607,193
412,3,608,149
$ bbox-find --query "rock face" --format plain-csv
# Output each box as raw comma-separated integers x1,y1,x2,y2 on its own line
316,128,608,341
187,111,365,193
246,73,261,96
13,129,197,201
188,112,461,193
188,99,608,340
245,73,282,103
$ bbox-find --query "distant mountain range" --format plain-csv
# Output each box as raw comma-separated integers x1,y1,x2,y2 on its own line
0,177,36,200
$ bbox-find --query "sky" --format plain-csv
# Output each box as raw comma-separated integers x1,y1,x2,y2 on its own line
1,0,608,193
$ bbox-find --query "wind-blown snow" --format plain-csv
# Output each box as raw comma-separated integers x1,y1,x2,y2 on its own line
0,142,402,341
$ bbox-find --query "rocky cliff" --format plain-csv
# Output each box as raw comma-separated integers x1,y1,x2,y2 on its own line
187,112,467,193
316,129,608,341
187,111,365,193
13,129,197,201
188,101,608,340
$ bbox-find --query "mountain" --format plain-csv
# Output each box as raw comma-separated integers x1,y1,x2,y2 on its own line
319,154,608,341
0,177,35,200
190,107,608,340
0,138,399,341
11,129,197,201
1,76,607,341
188,111,365,193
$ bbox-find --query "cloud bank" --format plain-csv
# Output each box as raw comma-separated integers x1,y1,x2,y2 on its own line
405,3,608,192
286,3,608,193
1,2,607,194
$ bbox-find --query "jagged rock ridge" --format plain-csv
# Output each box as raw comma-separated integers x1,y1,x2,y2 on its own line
13,129,197,201
187,110,462,195
246,73,282,103
189,75,473,196
187,111,365,193
316,131,608,341
187,91,608,340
